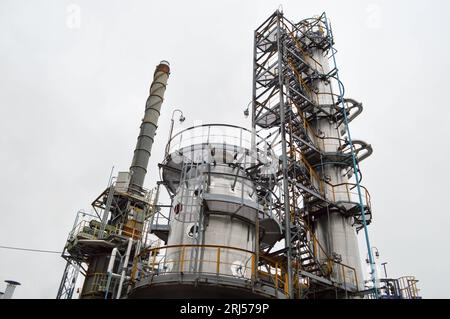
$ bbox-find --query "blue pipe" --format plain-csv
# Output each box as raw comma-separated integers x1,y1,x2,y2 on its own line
322,12,378,298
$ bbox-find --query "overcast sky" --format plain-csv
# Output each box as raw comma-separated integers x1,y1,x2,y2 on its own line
1,0,449,299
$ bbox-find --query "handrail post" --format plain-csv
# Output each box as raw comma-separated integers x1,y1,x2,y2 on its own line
341,265,347,297
130,256,138,283
284,273,289,296
216,247,221,275
151,248,158,272
179,246,185,272
251,254,256,283
275,262,279,290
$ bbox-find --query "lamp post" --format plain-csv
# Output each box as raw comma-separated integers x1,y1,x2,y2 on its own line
165,108,185,157
381,262,388,278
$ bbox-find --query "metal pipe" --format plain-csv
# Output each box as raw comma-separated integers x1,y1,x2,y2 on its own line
129,61,171,191
104,247,118,299
107,248,118,274
165,109,185,157
3,280,20,299
381,262,388,278
116,238,133,299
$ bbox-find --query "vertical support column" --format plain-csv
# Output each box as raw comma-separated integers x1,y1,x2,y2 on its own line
276,11,293,298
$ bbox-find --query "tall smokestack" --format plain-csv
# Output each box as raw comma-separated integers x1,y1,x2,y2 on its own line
129,60,170,191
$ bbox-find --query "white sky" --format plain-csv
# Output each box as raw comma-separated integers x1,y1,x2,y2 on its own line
1,0,449,298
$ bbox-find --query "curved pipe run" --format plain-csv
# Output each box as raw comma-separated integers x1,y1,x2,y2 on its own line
352,140,373,163
343,98,363,124
338,139,373,163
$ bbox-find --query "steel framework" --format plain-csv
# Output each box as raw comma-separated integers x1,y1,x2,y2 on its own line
55,11,422,299
252,10,376,298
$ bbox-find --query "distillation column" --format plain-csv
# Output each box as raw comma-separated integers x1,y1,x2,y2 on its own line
307,48,364,289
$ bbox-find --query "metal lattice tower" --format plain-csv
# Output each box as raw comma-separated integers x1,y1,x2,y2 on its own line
56,259,80,299
252,10,376,298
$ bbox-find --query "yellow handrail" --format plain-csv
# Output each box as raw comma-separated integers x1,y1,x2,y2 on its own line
328,182,372,209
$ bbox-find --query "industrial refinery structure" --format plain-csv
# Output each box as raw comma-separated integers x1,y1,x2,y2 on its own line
56,10,420,299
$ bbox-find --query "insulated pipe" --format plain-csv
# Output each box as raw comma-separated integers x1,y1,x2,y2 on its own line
116,238,133,299
104,247,118,299
129,61,170,191
107,248,118,274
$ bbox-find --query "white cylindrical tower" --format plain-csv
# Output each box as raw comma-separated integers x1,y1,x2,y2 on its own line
300,24,364,290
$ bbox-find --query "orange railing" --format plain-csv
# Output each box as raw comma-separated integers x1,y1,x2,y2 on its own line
68,217,144,243
131,243,359,297
328,182,371,210
398,276,420,299
131,244,292,296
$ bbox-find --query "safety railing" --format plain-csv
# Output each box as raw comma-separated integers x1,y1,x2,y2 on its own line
117,222,142,240
280,18,325,73
112,182,156,207
300,223,332,274
288,99,329,153
68,219,115,241
297,222,358,291
288,147,324,194
166,124,275,168
257,259,289,296
68,217,144,243
398,276,420,299
131,243,359,297
296,14,331,51
149,209,169,232
132,244,292,296
168,124,261,155
334,262,359,291
133,244,255,279
286,58,318,105
81,272,118,296
328,182,371,209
